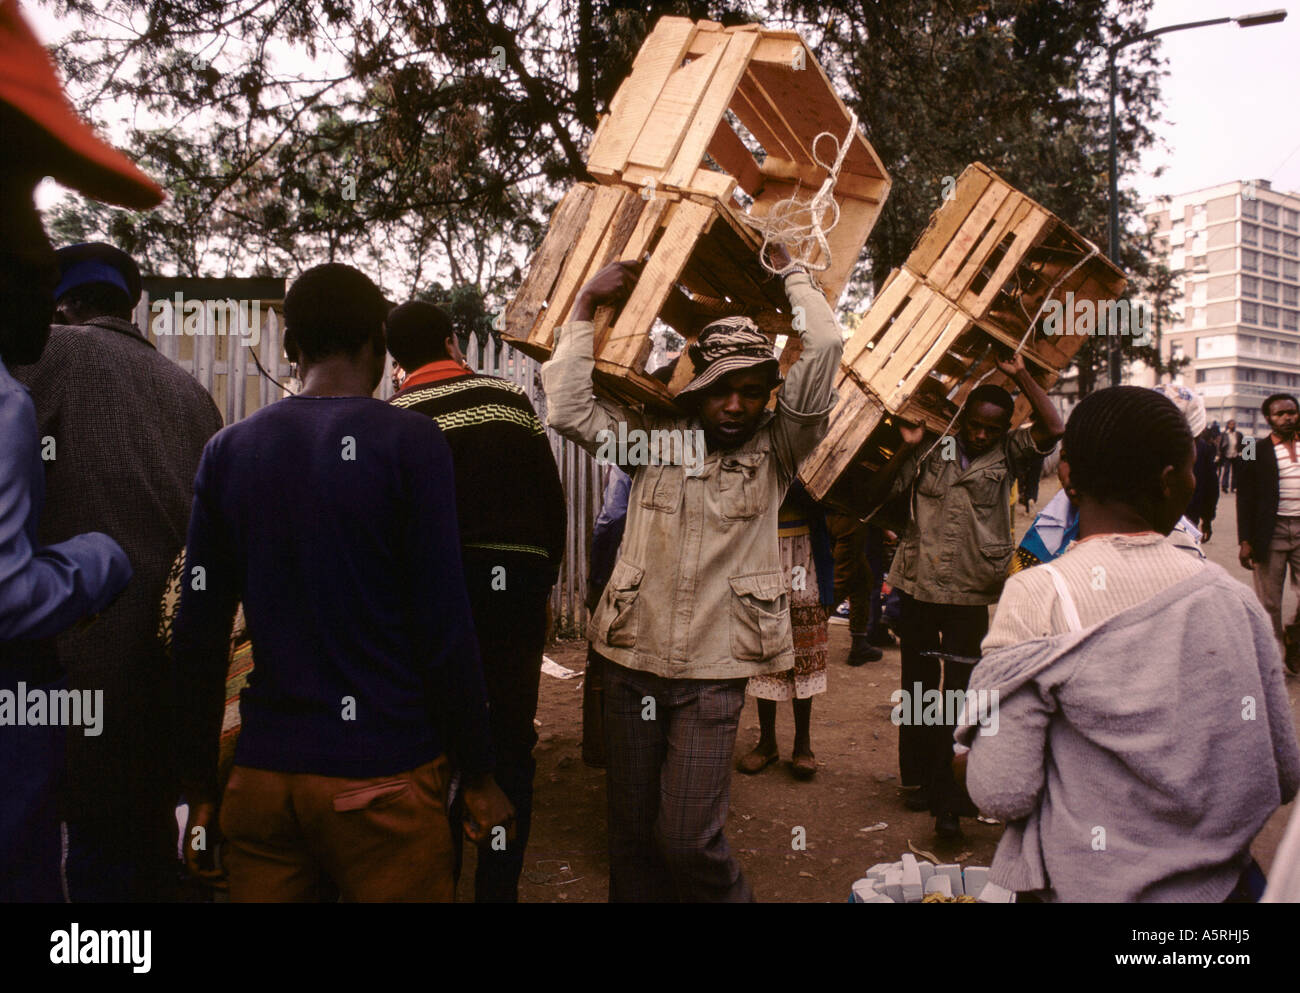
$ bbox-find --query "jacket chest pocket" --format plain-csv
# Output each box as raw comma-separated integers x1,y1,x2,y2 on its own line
728,571,790,661
602,560,644,648
637,465,683,514
717,453,769,521
916,458,948,498
963,466,1007,508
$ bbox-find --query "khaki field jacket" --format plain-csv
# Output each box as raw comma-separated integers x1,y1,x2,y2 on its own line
887,427,1052,605
540,271,842,679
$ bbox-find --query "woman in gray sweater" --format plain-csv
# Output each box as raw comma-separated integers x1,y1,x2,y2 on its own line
957,387,1300,902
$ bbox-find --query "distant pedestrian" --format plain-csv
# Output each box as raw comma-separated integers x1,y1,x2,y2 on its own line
1237,392,1300,673
1219,419,1244,492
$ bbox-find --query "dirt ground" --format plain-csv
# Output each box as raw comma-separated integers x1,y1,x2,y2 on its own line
461,483,1300,902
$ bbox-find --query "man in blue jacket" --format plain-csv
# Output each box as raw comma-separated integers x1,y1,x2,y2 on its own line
0,0,156,901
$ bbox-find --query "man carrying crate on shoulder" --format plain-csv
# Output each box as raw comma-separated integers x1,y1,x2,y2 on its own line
868,358,1063,841
541,246,842,902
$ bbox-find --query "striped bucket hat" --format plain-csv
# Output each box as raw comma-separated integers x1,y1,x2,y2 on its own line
676,316,781,398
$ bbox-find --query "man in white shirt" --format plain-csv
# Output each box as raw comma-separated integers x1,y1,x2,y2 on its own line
1237,393,1300,673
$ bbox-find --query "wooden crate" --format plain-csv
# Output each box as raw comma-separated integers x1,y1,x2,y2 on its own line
585,16,890,305
503,181,802,412
905,162,1126,368
800,268,1058,506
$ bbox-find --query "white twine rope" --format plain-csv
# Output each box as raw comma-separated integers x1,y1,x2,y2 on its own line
742,111,859,277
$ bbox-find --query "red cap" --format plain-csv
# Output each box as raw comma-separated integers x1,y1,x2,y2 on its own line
0,0,163,209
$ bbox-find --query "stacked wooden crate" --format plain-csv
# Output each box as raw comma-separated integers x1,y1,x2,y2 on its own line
801,163,1126,512
503,16,891,411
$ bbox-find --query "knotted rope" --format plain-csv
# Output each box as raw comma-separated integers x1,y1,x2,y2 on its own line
742,110,859,277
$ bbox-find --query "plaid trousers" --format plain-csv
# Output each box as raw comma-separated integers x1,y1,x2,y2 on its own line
602,662,754,902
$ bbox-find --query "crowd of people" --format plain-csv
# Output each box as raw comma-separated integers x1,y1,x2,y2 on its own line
2,0,1299,905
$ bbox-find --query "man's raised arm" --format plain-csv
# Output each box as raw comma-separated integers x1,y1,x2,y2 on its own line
769,248,844,483
540,261,651,459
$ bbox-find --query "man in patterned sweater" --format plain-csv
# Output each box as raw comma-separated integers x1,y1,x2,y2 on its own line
387,300,566,902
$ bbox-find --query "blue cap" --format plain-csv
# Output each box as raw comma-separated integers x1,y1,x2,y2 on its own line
53,242,140,306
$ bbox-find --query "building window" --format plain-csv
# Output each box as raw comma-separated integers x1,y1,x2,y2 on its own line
1263,280,1280,302
1285,285,1299,307
1196,367,1233,383
1285,310,1299,332
1263,306,1280,328
1243,301,1260,324
1263,228,1280,251
1285,234,1299,257
1243,249,1259,272
1243,275,1259,297
1282,339,1299,358
1286,207,1300,231
1263,254,1280,277
1285,259,1299,281
1196,334,1236,358
1243,222,1259,245
1239,334,1259,355
1263,202,1280,225
1243,197,1259,219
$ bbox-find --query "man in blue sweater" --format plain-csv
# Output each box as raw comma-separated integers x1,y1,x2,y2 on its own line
172,263,512,902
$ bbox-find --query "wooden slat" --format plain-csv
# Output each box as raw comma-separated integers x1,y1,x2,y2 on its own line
735,68,816,168
707,117,764,195
841,266,915,368
799,378,887,501
943,190,1027,298
531,185,629,350
906,163,996,274
925,181,1013,289
757,158,887,202
505,184,595,337
751,35,808,65
626,39,728,174
962,206,1051,316
663,30,758,189
727,74,797,161
587,17,697,178
603,199,713,368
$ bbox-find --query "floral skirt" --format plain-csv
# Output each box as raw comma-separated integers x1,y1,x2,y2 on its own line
747,531,828,701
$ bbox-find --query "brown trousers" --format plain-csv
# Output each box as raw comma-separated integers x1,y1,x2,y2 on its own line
1252,515,1300,643
220,755,455,902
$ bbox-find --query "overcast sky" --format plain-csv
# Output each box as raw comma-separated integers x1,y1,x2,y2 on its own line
1137,0,1299,201
25,1,1299,208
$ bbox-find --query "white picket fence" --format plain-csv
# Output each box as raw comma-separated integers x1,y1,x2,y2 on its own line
136,297,603,638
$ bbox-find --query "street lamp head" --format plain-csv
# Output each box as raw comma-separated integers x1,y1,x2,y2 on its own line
1234,9,1287,27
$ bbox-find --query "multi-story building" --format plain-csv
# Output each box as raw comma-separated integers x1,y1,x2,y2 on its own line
1145,179,1300,434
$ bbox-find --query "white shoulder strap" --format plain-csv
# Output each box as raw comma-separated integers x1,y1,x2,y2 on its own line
1040,563,1083,633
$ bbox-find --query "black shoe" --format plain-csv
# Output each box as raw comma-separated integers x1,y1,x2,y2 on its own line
935,813,962,840
847,635,883,666
1285,630,1300,675
903,788,932,812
